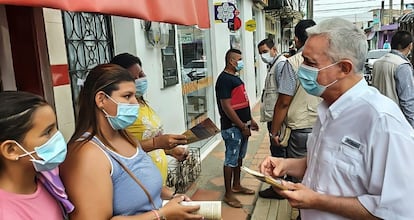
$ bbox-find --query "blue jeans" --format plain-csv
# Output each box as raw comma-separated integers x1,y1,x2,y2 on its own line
221,127,248,167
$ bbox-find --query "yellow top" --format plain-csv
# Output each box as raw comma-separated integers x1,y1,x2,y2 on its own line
127,102,168,184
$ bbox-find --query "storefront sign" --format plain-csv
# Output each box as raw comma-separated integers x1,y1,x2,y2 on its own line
214,2,236,23
228,17,242,31
245,19,256,32
180,33,193,44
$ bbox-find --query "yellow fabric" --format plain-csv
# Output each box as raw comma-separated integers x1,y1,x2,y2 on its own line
127,103,168,184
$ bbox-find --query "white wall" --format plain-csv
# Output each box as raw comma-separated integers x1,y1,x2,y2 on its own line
239,0,259,105
254,6,270,99
43,8,75,142
112,17,187,134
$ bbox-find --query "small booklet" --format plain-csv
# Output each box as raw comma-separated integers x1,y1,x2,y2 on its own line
163,200,221,220
182,118,220,144
278,123,291,147
241,166,288,190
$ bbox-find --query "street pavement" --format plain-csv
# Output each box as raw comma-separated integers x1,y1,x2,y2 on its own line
185,104,298,220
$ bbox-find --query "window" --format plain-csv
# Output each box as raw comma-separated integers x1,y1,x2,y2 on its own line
178,26,213,129
62,12,113,106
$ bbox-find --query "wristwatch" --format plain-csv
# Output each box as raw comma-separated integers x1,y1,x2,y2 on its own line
269,133,277,138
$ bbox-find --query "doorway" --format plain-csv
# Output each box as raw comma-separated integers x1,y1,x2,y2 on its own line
1,5,54,106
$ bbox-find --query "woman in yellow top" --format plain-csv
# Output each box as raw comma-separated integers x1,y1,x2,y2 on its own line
111,53,189,184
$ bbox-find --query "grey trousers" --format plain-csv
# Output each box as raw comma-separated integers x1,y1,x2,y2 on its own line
287,128,312,159
287,128,312,183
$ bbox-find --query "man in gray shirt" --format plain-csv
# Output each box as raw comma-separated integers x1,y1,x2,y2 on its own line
372,30,414,127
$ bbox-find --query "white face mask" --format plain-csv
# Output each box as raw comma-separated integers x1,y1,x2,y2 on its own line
260,52,274,64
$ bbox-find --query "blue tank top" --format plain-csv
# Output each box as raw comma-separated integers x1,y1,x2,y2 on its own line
90,136,163,216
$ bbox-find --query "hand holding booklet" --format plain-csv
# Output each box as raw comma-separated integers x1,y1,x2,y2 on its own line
163,200,221,220
182,118,220,144
241,166,288,190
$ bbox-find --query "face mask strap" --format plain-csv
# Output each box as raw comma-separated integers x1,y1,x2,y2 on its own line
319,61,340,71
104,93,118,105
101,108,114,118
14,141,36,160
325,79,338,88
102,93,119,118
135,77,147,82
104,92,137,107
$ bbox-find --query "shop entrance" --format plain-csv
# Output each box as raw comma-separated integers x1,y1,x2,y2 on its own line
0,5,54,105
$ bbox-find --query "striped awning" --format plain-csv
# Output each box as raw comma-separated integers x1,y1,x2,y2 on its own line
0,0,210,28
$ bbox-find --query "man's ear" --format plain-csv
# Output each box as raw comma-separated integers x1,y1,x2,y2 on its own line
0,140,21,161
272,46,278,54
339,60,353,75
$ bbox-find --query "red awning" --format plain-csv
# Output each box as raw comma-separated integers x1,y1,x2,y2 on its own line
0,0,210,28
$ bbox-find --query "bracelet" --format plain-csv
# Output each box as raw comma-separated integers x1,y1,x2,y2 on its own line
151,210,160,220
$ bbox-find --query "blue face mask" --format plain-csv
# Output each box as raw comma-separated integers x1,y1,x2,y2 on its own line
297,63,339,97
102,93,139,130
16,131,67,172
135,77,148,97
235,60,244,71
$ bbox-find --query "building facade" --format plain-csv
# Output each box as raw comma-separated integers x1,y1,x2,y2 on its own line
0,0,273,158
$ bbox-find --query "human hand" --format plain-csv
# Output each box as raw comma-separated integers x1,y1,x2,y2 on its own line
250,120,259,131
172,193,192,201
168,145,189,162
161,196,203,220
259,156,287,178
157,134,187,150
276,181,319,209
241,126,251,137
271,134,281,146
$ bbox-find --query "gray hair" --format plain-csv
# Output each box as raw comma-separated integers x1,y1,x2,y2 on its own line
306,18,367,74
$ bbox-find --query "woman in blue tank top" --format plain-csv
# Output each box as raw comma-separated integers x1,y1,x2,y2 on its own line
61,64,203,219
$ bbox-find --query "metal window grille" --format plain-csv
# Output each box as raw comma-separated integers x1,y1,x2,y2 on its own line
61,12,114,108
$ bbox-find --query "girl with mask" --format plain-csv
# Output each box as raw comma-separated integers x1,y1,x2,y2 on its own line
111,53,189,185
0,91,73,219
60,64,202,219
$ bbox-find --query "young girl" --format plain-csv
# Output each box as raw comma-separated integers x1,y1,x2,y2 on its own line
61,64,203,219
0,91,73,219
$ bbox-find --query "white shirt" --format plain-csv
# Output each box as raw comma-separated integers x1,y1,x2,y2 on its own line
302,79,414,220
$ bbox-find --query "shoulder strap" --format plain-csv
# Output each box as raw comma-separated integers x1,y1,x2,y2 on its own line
109,153,157,210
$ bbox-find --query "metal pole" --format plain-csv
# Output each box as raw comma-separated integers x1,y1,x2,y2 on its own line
307,0,313,19
381,1,384,25
389,0,393,24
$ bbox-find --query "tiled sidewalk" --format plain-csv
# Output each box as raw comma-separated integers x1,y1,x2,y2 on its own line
185,104,298,220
